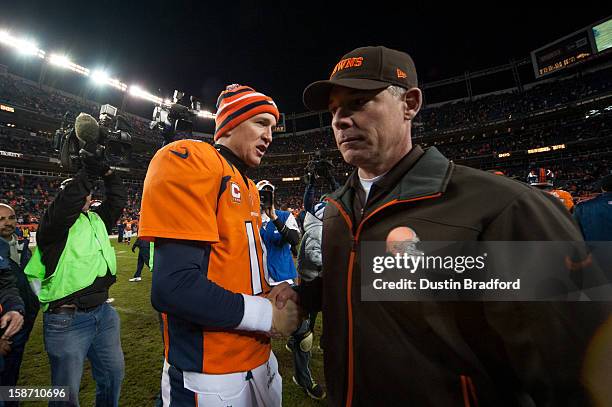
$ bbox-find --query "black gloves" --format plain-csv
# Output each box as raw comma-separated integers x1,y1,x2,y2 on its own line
81,154,110,179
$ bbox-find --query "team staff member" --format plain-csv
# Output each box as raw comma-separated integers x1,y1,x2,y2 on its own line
139,84,300,407
256,180,300,285
25,132,127,407
128,237,150,282
272,46,609,406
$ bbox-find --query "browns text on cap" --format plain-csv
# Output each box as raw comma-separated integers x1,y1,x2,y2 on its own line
303,46,418,111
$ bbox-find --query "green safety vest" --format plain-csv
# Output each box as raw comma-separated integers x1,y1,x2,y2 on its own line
25,211,117,311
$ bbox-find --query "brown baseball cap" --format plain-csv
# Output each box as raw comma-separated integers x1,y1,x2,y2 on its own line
303,46,418,111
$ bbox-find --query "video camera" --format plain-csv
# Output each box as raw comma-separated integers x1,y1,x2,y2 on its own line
150,90,201,145
53,104,132,172
303,150,335,185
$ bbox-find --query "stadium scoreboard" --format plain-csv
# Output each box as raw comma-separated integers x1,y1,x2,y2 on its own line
531,15,611,78
272,112,286,133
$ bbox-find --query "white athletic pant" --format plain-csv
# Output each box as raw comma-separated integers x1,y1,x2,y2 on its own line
161,351,282,407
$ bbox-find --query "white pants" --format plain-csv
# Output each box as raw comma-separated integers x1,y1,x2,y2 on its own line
161,352,282,407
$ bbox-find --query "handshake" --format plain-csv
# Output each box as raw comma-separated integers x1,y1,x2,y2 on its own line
267,283,303,337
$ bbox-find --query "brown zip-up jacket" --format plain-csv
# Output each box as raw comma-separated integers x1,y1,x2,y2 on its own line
315,145,608,406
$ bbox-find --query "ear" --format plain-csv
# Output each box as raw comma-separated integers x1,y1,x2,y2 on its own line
216,130,231,145
403,87,422,121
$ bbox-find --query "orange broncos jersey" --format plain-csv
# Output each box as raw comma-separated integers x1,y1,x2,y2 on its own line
549,189,574,211
139,139,272,374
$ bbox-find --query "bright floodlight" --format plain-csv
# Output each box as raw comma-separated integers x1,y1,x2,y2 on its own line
129,85,143,96
49,54,71,68
129,85,163,104
0,30,44,58
91,70,110,85
197,110,215,119
48,53,89,76
17,39,39,56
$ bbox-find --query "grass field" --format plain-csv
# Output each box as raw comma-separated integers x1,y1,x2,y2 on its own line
19,239,326,406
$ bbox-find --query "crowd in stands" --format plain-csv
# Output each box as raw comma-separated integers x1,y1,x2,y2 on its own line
0,173,143,227
423,114,611,159
266,129,336,155
0,126,56,156
414,66,612,134
0,174,60,224
0,73,162,142
0,74,103,122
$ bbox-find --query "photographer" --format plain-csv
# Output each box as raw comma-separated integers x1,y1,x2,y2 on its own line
257,180,300,285
302,151,339,215
25,113,127,407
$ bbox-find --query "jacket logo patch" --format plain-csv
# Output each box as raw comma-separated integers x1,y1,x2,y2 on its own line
385,226,423,256
230,182,241,203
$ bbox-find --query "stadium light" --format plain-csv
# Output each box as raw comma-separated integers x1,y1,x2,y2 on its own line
107,78,128,92
90,70,127,91
197,110,215,119
0,30,45,58
49,53,90,76
129,85,163,105
0,25,214,121
91,69,109,85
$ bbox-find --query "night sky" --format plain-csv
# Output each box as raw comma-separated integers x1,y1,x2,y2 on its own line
0,1,608,113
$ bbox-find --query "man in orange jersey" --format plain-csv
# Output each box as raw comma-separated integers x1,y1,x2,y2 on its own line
139,84,300,407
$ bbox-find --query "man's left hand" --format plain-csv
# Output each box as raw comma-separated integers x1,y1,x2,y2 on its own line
0,311,23,339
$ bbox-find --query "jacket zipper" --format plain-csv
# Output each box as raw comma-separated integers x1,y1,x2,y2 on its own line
460,375,479,407
328,192,442,407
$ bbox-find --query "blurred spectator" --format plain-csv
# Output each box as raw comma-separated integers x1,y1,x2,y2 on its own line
573,174,612,241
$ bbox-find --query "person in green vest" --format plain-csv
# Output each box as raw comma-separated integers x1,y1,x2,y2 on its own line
25,151,126,407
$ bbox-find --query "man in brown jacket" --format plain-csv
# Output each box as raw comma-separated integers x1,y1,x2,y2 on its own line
272,46,611,406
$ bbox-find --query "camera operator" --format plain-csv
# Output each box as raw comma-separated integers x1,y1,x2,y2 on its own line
257,180,300,286
302,152,339,214
25,113,127,407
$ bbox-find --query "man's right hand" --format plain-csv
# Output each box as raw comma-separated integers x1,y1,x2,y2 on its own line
267,282,299,309
270,297,300,337
0,311,23,339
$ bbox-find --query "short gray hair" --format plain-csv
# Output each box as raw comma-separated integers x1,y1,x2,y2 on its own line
387,85,407,99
